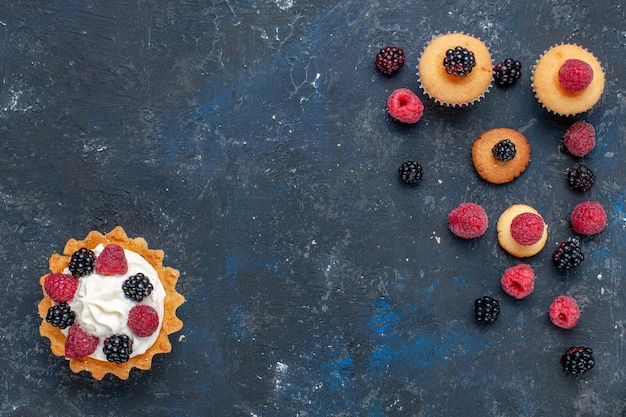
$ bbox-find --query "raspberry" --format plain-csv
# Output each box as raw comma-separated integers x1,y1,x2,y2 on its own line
563,121,595,157
94,244,128,275
549,295,580,329
375,46,405,76
43,273,78,303
501,264,534,299
493,58,522,86
567,164,596,192
443,46,476,77
128,305,160,337
398,161,423,185
570,201,607,235
510,212,545,246
68,247,96,278
558,59,594,94
448,203,489,239
387,88,424,124
64,325,99,359
474,296,500,324
103,334,133,364
552,237,584,270
561,346,595,376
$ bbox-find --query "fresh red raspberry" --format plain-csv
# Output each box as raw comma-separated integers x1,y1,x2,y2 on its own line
549,295,580,329
558,59,594,94
570,201,607,235
510,212,545,246
448,202,489,239
501,264,535,299
43,273,79,303
64,325,99,359
563,121,595,157
387,88,424,124
94,244,128,275
128,305,160,337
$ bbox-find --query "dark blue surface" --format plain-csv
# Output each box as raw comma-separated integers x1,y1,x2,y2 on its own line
1,1,626,416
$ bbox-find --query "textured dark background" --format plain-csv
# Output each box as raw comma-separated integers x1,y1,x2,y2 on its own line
1,1,625,416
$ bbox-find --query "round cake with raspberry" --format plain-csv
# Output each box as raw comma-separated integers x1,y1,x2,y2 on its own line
417,32,493,106
38,226,184,380
496,204,548,258
531,43,605,115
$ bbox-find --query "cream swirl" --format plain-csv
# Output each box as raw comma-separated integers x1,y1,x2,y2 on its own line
65,244,166,361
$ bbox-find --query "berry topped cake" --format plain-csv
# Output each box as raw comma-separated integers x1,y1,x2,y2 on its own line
531,44,605,115
417,33,493,106
38,226,184,380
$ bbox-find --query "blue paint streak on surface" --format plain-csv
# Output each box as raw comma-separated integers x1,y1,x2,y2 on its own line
454,276,469,288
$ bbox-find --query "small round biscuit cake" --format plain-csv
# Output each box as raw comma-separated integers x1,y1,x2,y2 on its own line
532,44,605,116
472,128,531,184
417,32,493,106
497,204,548,258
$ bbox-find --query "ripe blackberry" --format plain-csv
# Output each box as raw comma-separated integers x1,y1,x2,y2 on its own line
443,46,476,77
492,139,516,162
567,164,596,192
375,46,405,76
552,237,584,270
68,247,96,278
561,346,594,376
493,58,522,86
46,302,75,329
474,296,500,323
102,334,133,364
122,273,154,302
398,161,423,185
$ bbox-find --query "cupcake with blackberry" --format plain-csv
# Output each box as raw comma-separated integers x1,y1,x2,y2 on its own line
38,226,184,380
532,43,605,115
417,33,493,106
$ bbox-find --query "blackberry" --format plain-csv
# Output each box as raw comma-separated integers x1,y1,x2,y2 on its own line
102,334,133,364
474,296,500,324
561,346,595,376
552,237,584,270
492,139,516,162
567,164,596,192
46,302,75,329
398,161,423,185
375,46,405,76
443,46,476,77
493,58,522,86
68,247,96,278
122,273,153,302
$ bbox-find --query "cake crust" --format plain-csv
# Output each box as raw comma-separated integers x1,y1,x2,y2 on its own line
38,226,184,380
497,204,548,258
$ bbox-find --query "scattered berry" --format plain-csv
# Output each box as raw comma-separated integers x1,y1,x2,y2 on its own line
128,305,160,337
570,201,607,235
558,59,594,94
43,273,78,303
493,58,522,86
448,202,489,239
567,164,596,192
549,295,580,329
103,334,133,364
387,88,424,124
561,346,595,376
552,237,584,270
375,46,405,76
68,248,96,278
492,139,516,162
122,273,154,302
563,121,595,157
46,302,75,329
474,296,500,324
501,264,535,299
64,325,99,359
510,212,545,246
398,161,423,185
94,244,128,275
443,46,476,77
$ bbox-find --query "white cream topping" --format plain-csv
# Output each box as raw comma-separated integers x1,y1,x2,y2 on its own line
64,244,165,361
